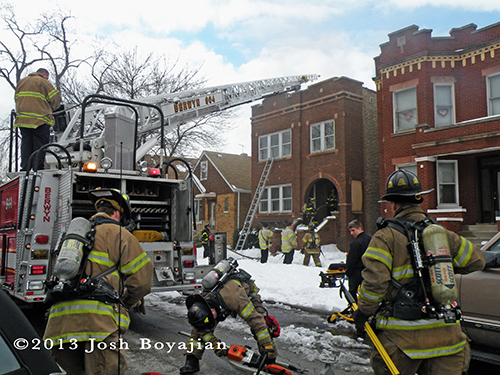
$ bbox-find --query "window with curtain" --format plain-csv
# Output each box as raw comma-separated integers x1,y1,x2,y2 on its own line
394,87,418,131
434,83,455,126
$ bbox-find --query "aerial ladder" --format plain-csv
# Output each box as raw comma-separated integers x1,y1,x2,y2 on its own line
3,74,319,303
234,158,274,251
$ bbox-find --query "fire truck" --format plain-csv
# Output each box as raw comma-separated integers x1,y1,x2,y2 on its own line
0,75,318,304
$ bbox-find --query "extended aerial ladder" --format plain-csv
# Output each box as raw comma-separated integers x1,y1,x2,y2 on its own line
44,75,319,169
3,74,319,303
234,158,274,251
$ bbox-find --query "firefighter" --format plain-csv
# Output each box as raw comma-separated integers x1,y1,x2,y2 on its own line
258,222,273,263
302,197,317,226
281,221,298,264
302,223,322,267
353,170,485,375
43,188,153,375
180,266,278,374
14,68,61,171
201,223,213,259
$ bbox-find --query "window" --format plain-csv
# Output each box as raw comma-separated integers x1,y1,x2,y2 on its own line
437,161,459,206
487,73,500,116
259,184,292,213
224,198,229,212
194,199,203,222
434,83,455,126
200,161,208,180
397,164,418,177
393,87,417,132
258,130,291,161
310,120,335,153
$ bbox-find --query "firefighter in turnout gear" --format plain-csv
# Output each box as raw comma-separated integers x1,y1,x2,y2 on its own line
302,223,322,267
303,197,317,226
180,261,278,374
14,68,61,171
43,188,153,375
258,222,273,263
281,222,298,264
201,223,213,259
354,170,485,375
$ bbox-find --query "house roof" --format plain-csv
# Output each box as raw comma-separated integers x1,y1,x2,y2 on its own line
199,151,251,192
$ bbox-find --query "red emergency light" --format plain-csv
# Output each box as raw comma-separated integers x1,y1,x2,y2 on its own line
183,260,195,268
148,168,161,177
34,234,49,243
30,265,46,275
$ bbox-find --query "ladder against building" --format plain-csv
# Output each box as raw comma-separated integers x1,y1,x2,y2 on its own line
234,158,274,251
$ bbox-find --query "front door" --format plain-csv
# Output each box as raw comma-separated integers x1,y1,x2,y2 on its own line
480,157,500,222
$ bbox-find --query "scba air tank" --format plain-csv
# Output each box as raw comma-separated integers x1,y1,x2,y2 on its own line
421,224,458,305
202,258,233,290
53,217,92,281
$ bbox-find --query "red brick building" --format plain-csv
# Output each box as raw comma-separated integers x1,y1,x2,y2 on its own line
251,77,378,250
191,151,251,246
374,23,500,233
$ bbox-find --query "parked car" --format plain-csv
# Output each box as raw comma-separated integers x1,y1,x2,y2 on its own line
0,289,64,375
456,233,500,366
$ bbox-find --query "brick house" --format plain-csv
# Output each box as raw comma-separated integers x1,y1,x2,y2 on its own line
191,151,251,246
250,76,378,250
373,22,500,234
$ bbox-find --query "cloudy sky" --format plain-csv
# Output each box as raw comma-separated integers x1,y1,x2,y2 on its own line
2,0,500,155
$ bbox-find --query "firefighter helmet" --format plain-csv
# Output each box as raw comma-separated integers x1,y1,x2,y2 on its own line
381,170,433,203
88,188,132,222
186,294,216,330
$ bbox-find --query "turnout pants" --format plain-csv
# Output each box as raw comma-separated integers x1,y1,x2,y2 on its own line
370,331,471,375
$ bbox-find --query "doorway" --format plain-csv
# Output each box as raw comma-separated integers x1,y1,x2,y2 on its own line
479,156,500,223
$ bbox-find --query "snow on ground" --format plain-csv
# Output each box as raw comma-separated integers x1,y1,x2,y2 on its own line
144,243,372,368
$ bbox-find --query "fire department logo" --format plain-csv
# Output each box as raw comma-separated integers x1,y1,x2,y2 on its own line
5,197,12,210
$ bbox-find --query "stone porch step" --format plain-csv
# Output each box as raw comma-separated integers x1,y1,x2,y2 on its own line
458,223,498,247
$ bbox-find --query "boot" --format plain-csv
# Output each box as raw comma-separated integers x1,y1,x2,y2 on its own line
179,355,200,374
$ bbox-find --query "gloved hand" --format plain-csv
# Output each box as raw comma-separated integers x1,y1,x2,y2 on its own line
261,341,278,360
352,309,370,332
214,341,228,357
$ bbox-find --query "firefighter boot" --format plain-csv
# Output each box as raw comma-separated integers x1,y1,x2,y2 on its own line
180,355,200,374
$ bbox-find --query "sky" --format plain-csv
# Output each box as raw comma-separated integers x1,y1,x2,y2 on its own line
2,0,500,156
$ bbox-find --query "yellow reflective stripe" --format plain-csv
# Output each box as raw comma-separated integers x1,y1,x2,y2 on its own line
188,337,204,352
15,91,48,101
45,332,110,343
121,252,151,275
49,300,130,329
202,333,215,343
359,284,385,303
392,264,414,281
15,112,55,126
255,328,270,342
363,247,393,270
47,88,59,100
454,237,473,267
375,315,460,331
239,302,255,320
404,340,467,359
88,251,113,267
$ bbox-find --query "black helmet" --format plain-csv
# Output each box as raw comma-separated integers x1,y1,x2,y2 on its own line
186,294,215,330
381,170,433,203
88,188,132,222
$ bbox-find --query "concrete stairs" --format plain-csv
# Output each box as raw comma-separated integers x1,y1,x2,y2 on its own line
458,223,498,248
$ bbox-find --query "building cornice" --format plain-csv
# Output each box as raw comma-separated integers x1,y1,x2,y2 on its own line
374,39,500,90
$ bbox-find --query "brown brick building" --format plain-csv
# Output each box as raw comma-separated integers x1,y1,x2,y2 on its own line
250,77,378,250
191,151,251,246
374,23,500,232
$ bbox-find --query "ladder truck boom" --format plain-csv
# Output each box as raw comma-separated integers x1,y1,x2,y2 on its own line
1,74,318,304
53,74,319,166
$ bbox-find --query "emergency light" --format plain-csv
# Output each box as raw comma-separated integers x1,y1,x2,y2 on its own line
83,161,98,172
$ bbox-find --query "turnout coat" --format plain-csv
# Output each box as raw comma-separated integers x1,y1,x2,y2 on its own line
43,213,153,343
358,205,485,359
